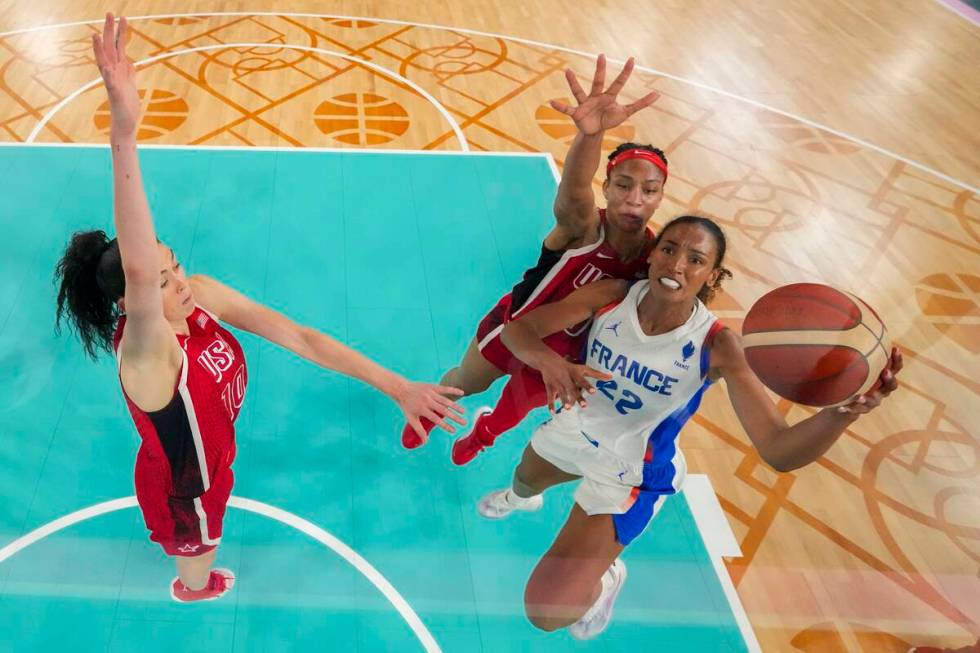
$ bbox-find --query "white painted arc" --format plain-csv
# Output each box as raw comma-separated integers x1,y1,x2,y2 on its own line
25,43,469,151
0,495,441,653
1,11,976,194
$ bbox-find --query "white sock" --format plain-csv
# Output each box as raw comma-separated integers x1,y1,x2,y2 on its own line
504,489,538,506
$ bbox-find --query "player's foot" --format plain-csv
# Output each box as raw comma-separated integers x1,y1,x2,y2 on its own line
401,417,436,449
569,558,627,640
477,488,543,519
170,568,235,603
451,407,495,466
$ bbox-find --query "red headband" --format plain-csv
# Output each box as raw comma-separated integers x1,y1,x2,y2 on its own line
606,148,668,182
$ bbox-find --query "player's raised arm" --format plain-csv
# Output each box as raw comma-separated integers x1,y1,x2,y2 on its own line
93,14,172,366
550,56,658,243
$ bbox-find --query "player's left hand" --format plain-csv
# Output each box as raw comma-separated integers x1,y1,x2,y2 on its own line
837,347,903,415
396,381,467,440
549,54,659,136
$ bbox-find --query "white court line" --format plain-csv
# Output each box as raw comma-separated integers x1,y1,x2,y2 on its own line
0,495,441,653
683,474,762,653
0,140,550,159
25,42,468,151
930,0,980,26
1,11,976,194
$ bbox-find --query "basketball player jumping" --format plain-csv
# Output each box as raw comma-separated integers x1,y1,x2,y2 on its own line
54,14,465,603
400,54,667,465
472,215,902,639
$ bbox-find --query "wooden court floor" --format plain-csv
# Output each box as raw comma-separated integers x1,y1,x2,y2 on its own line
0,2,977,652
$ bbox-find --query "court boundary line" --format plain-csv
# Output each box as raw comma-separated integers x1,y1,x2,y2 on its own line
24,42,469,150
930,0,980,26
0,495,441,653
0,141,561,178
0,11,976,193
683,475,762,653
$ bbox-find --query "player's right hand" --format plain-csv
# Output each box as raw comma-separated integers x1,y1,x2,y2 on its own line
539,358,611,413
92,13,140,136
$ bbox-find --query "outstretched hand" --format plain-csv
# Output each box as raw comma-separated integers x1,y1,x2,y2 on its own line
92,13,140,136
549,54,659,136
397,382,467,443
837,347,903,415
540,358,612,413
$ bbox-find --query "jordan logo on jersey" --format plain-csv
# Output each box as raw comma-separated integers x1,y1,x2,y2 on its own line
197,335,235,383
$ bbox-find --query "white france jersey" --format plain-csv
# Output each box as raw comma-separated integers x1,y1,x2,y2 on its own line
551,280,722,493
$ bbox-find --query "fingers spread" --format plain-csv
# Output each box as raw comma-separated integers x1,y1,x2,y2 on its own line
549,99,575,116
92,34,105,70
433,394,467,415
423,411,455,434
589,54,606,96
605,56,635,96
582,366,613,380
435,385,465,397
408,418,428,443
102,13,115,63
625,91,659,116
116,16,128,58
565,69,587,104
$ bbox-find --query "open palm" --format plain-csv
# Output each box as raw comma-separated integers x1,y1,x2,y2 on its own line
550,55,658,136
92,13,140,135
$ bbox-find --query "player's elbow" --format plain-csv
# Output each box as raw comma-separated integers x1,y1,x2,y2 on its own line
753,437,799,473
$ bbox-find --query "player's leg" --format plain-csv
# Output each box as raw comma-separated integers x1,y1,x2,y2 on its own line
452,365,547,465
523,505,624,634
175,548,216,590
440,336,507,395
476,442,578,518
402,335,507,449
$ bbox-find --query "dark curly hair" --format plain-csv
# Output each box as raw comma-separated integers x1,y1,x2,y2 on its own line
54,230,126,359
654,214,733,304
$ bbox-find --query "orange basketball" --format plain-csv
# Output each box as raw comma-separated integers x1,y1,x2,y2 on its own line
741,283,891,407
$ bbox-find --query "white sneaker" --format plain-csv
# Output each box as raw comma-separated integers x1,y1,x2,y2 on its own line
476,488,543,519
569,558,627,640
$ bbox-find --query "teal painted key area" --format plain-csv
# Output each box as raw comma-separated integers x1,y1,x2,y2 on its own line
0,145,751,652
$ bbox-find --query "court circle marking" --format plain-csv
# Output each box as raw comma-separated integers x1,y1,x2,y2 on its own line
26,42,469,150
0,495,442,653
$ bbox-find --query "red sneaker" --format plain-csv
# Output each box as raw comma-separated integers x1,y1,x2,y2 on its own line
401,417,436,449
451,407,495,466
170,568,235,603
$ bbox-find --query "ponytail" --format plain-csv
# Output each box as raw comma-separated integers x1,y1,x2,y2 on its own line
54,230,125,359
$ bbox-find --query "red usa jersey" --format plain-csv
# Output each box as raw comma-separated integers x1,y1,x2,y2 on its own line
113,305,248,499
507,209,654,344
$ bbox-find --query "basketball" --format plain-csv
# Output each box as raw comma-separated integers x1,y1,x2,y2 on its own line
741,283,892,407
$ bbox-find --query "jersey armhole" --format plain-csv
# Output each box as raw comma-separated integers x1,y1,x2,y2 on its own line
700,320,726,380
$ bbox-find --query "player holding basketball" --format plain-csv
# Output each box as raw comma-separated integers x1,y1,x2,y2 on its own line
474,214,902,639
401,54,664,465
54,14,464,603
